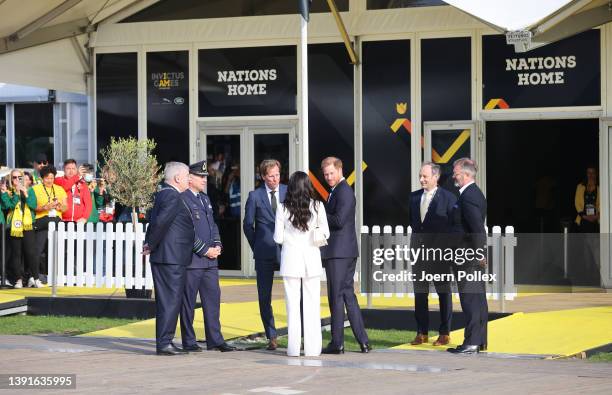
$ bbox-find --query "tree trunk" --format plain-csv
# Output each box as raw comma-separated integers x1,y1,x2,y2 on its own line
131,207,138,228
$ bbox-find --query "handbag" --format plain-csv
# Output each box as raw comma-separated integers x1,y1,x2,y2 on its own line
312,204,328,247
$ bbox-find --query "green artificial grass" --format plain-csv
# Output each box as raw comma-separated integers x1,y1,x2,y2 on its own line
0,315,138,336
588,352,612,362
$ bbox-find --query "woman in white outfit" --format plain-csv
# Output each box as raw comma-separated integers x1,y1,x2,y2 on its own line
273,171,329,357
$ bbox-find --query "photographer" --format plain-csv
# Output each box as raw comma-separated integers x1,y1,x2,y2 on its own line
54,159,92,223
32,165,67,284
81,163,110,224
1,169,38,289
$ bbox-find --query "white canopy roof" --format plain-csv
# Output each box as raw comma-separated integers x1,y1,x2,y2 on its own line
0,0,610,92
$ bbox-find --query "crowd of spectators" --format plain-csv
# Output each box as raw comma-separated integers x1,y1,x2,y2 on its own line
0,153,117,288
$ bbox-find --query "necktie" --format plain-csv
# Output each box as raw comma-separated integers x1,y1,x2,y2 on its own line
420,191,431,222
270,190,277,214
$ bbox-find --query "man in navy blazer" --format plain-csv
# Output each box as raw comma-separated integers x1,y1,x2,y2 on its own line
409,162,457,347
180,161,236,353
243,159,287,350
144,161,195,356
448,158,488,355
320,157,370,354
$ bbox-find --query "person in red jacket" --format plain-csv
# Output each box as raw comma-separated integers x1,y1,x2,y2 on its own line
54,159,92,223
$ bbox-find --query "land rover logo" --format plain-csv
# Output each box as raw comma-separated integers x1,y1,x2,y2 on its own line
174,97,185,105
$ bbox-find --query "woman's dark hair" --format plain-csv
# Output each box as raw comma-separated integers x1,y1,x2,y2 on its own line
581,165,598,186
23,171,33,184
40,165,57,179
283,171,319,232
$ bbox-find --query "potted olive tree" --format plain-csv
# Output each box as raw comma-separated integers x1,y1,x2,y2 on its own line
101,137,162,298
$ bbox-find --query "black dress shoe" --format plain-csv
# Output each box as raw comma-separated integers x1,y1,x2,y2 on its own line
321,344,344,354
447,345,479,354
157,344,188,355
209,342,237,352
359,343,372,353
182,344,203,352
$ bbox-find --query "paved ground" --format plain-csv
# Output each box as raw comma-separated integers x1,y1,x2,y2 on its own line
0,335,610,394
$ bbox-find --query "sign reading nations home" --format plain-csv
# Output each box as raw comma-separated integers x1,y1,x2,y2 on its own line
199,46,297,117
482,29,600,109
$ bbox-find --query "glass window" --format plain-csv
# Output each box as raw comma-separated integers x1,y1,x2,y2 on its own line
123,0,348,22
367,0,446,9
0,105,6,165
96,53,138,161
147,51,189,166
14,103,53,168
362,40,411,227
308,43,354,200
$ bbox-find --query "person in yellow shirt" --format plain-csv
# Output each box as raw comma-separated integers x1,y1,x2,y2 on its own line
32,166,67,283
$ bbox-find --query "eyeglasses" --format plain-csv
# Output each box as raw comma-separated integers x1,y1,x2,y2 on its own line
11,176,19,179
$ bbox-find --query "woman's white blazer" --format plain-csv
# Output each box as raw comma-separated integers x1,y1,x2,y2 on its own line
273,200,330,278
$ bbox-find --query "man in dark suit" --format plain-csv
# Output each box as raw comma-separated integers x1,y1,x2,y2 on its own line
180,161,236,353
320,157,370,354
143,162,194,355
243,159,287,350
409,162,456,347
448,158,488,354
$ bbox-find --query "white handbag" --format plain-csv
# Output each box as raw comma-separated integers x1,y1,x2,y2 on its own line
312,206,328,247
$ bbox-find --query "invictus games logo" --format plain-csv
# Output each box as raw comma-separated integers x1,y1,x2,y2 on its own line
152,72,185,90
217,69,277,96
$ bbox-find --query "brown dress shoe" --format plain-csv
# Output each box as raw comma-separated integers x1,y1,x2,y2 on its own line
433,335,450,346
410,334,428,345
266,337,278,350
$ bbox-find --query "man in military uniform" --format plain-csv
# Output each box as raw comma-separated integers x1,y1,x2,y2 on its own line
179,160,236,352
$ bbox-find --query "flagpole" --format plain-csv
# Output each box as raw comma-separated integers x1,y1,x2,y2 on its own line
300,13,309,172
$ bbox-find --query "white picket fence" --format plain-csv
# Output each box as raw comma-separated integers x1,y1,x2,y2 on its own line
47,222,153,291
360,225,517,307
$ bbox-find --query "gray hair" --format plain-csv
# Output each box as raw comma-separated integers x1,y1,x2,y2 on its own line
453,157,478,178
164,161,188,183
421,161,441,177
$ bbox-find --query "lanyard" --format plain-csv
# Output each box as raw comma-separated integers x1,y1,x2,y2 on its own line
43,185,56,203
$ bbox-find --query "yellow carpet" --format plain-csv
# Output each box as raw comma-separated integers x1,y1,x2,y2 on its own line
0,287,122,298
83,298,331,340
393,306,612,357
0,293,25,304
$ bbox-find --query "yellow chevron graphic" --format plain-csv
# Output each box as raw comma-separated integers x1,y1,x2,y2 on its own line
431,130,470,164
347,161,368,186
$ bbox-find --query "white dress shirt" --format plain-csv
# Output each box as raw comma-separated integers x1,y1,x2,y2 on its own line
420,187,437,222
273,200,330,278
265,184,278,205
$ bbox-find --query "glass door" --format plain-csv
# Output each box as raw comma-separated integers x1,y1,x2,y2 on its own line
199,121,296,276
424,121,476,194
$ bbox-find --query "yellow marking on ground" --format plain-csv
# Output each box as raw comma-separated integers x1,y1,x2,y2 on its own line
219,279,257,287
0,287,123,298
83,298,332,340
0,293,25,304
393,306,612,357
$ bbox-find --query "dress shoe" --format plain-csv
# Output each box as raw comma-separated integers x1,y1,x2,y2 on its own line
182,344,203,352
410,334,428,345
156,344,188,356
433,335,450,346
359,343,372,353
447,344,479,354
266,337,278,351
209,342,237,352
321,344,344,354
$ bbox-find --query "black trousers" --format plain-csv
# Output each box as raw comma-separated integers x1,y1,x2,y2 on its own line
255,261,277,339
324,257,368,347
151,262,187,349
180,267,225,348
9,230,38,281
35,228,49,275
414,289,452,335
456,264,488,346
